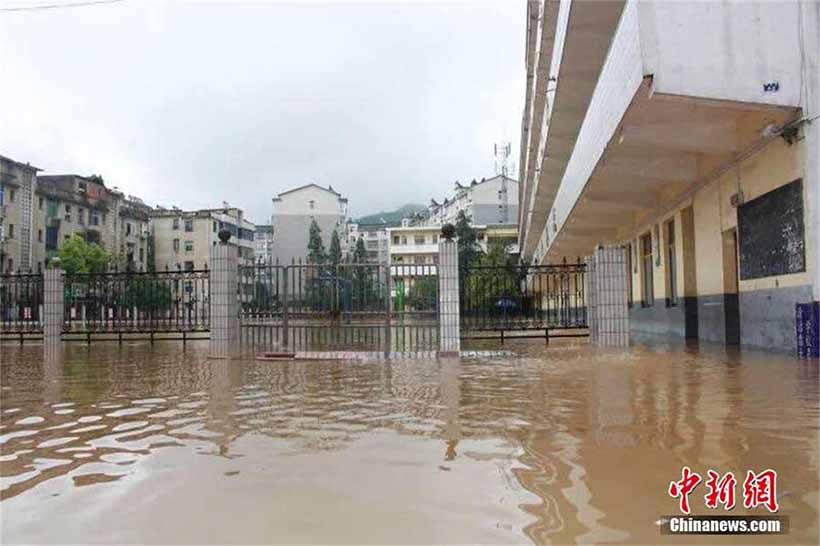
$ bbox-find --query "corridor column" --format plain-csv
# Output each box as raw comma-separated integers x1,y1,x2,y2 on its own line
438,224,461,356
209,230,240,359
586,245,629,347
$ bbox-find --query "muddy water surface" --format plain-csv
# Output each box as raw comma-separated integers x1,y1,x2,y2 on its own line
1,340,818,544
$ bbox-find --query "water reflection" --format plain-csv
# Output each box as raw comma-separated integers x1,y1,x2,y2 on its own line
0,340,818,544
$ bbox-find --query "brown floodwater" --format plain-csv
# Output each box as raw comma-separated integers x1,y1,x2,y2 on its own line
0,339,818,544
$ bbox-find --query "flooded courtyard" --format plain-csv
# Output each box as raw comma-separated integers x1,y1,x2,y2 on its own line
1,340,818,544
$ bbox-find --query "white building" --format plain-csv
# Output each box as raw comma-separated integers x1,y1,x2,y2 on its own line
413,175,519,227
254,224,274,264
345,221,389,264
271,184,348,265
517,0,819,352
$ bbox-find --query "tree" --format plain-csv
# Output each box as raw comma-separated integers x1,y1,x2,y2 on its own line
466,241,523,311
353,236,367,264
406,276,437,311
454,210,481,270
328,229,342,266
58,234,110,274
307,219,326,264
121,278,173,311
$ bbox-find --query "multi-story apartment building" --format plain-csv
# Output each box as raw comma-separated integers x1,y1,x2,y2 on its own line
0,155,39,273
271,184,348,265
345,221,389,264
414,175,519,227
517,1,819,352
31,175,151,272
387,223,519,290
152,206,255,271
254,224,274,264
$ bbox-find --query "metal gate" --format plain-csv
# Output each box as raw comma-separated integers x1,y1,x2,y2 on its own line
459,261,587,340
240,262,439,352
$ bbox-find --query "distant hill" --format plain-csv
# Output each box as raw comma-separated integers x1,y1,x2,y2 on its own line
356,204,426,226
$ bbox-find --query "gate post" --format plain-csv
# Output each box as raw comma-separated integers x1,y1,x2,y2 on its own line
43,261,64,349
586,245,629,347
438,224,461,356
209,231,240,359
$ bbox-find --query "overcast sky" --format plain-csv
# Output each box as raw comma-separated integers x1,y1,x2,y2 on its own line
0,0,525,224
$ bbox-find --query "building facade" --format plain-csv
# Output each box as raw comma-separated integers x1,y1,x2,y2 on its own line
517,0,819,352
31,175,151,272
271,184,348,265
0,155,39,272
413,175,519,227
152,206,255,271
253,224,274,264
345,222,389,264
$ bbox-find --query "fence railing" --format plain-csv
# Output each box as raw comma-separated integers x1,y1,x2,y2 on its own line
0,272,44,336
239,262,439,352
460,262,587,331
63,269,210,333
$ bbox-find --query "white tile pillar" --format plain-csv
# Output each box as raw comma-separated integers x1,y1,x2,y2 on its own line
584,255,598,343
591,245,630,347
43,268,64,347
438,239,461,356
209,243,240,359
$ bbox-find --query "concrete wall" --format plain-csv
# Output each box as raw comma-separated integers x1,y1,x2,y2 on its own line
639,1,806,108
625,138,812,352
271,185,346,265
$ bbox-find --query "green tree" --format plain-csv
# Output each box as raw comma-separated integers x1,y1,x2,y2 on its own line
466,241,522,310
121,278,173,311
58,234,110,274
406,276,437,311
307,219,326,264
454,210,481,270
328,229,342,266
353,236,367,264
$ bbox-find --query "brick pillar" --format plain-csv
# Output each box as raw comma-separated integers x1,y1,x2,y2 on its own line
43,268,64,348
438,239,461,356
209,243,239,359
586,245,629,347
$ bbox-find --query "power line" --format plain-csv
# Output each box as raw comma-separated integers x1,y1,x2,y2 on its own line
1,0,125,12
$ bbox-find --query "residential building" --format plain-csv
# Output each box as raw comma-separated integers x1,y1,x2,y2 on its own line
413,175,519,227
151,206,255,272
31,175,150,272
271,184,348,265
345,221,389,264
0,155,39,272
517,1,819,352
254,224,274,264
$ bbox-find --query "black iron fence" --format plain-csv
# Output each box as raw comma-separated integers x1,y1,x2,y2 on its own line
63,269,210,334
460,261,587,334
240,262,439,352
0,272,43,338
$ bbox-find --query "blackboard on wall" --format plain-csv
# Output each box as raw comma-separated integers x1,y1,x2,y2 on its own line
738,178,805,280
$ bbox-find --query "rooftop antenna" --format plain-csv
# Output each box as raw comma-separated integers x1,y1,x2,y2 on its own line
493,142,513,223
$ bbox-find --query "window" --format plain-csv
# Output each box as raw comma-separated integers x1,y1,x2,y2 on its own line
78,209,85,225
64,205,72,222
625,242,633,308
9,189,15,203
8,224,14,239
414,236,425,245
401,236,407,245
414,255,425,264
139,248,144,262
393,236,400,245
213,221,217,233
641,232,654,307
37,229,43,243
173,218,180,230
666,220,678,306
90,210,100,226
126,223,132,236
184,261,194,272
7,258,12,272
185,240,194,252
432,235,438,244
102,213,107,225
38,197,43,210
184,219,194,232
173,239,180,252
308,200,315,209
